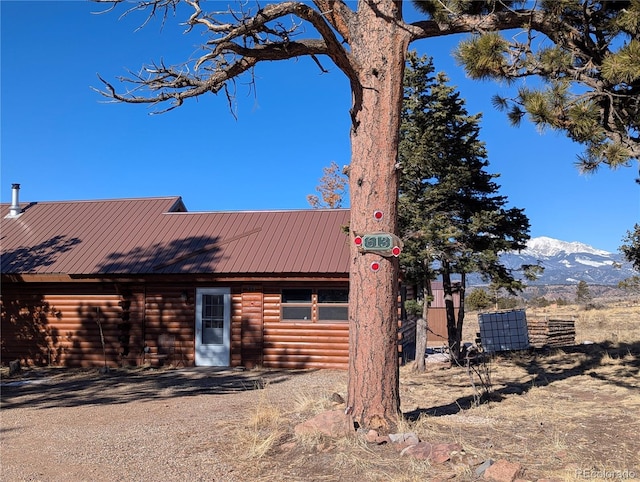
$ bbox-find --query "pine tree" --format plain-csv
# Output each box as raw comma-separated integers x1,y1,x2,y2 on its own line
398,52,532,366
466,288,492,311
415,0,640,174
621,224,640,271
619,224,640,291
576,280,593,304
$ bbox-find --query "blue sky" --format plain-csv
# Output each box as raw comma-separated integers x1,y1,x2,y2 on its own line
2,1,638,253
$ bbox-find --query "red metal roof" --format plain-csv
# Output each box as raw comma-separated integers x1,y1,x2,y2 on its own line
1,196,351,276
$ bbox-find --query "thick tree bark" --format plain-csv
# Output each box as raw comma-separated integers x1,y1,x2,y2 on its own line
346,0,409,433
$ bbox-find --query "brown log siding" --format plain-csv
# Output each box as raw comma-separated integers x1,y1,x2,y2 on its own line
239,289,263,368
263,323,350,369
261,289,350,369
2,280,428,370
1,283,196,368
141,286,195,367
1,285,131,367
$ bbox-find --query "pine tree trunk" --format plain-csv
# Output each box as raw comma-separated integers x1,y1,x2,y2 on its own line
442,262,460,364
414,317,427,372
346,0,409,433
413,278,431,373
455,273,467,360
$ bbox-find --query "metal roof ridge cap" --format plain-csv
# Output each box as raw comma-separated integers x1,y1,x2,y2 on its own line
5,195,183,205
161,207,351,214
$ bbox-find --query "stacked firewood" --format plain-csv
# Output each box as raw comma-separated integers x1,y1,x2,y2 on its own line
528,318,576,348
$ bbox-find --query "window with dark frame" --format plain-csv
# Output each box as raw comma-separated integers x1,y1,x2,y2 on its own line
281,288,348,322
281,289,312,321
317,288,348,321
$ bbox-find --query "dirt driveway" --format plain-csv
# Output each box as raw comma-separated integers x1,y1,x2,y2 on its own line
2,345,639,482
1,367,346,482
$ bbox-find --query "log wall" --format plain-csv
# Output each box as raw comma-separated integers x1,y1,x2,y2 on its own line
2,280,418,371
141,286,195,367
239,290,263,368
262,291,349,369
1,285,134,367
0,283,198,368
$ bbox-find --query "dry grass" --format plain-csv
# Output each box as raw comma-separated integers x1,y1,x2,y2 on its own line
246,390,285,458
395,339,640,480
236,302,640,481
464,301,640,344
560,304,635,344
2,302,638,481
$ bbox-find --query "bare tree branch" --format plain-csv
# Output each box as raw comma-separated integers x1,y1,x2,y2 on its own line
93,0,358,112
407,7,547,40
93,0,638,165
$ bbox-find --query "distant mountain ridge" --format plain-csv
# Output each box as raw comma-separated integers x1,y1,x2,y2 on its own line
470,236,636,286
521,236,611,257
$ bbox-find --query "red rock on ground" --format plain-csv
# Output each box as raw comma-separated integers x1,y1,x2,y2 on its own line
294,410,353,438
401,442,462,464
483,459,524,482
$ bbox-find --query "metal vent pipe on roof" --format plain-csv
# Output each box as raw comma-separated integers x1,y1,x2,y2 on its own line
8,183,22,217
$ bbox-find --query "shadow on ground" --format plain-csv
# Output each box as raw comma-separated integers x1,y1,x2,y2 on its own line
0,367,314,410
405,340,640,419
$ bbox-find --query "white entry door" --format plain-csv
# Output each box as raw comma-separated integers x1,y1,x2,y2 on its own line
195,288,231,366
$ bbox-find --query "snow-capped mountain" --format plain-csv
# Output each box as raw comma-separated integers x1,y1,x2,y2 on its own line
468,236,636,286
521,236,611,258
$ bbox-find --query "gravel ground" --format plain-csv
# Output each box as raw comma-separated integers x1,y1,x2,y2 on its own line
5,345,639,482
1,367,346,482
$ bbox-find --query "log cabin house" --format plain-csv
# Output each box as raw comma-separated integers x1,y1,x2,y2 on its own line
1,185,452,369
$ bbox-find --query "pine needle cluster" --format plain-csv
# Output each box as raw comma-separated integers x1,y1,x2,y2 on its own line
414,0,640,172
